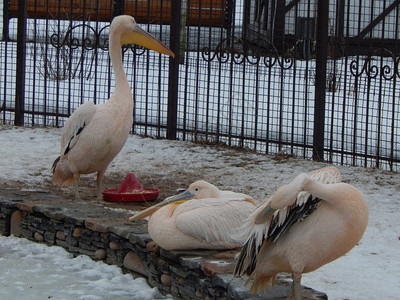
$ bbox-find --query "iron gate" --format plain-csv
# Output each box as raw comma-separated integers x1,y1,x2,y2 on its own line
1,0,400,171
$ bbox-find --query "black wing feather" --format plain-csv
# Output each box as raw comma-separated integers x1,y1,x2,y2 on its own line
52,122,86,173
63,122,86,155
268,195,321,243
235,195,321,277
234,231,263,276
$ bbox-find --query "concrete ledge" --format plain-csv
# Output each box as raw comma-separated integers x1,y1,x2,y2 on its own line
0,189,327,300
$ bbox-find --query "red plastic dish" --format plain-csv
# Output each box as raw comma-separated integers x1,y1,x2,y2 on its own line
102,188,160,202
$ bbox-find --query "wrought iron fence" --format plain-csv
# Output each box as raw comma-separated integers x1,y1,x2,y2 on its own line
1,0,400,172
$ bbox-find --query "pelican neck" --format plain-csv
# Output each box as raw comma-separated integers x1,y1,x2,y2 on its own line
108,33,129,90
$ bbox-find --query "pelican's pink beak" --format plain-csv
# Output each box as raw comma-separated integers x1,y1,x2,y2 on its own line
127,190,196,222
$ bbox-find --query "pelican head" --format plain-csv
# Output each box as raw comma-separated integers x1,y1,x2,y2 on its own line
184,180,221,198
254,173,311,224
111,15,175,57
127,180,219,222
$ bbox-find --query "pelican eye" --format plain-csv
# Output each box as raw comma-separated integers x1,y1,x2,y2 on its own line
194,187,199,192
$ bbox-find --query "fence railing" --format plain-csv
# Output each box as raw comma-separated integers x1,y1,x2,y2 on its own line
1,0,400,172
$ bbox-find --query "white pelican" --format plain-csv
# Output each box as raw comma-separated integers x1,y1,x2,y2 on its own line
52,15,174,199
234,166,369,299
128,180,259,250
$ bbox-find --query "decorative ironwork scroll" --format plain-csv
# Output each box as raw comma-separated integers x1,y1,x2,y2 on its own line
349,49,400,80
33,22,150,80
201,36,294,70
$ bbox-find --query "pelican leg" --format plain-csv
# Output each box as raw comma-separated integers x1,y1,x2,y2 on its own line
74,174,80,200
289,272,303,300
96,171,105,201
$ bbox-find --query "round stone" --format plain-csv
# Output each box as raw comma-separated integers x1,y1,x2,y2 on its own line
109,241,121,250
161,274,172,286
95,249,107,260
56,231,65,240
34,232,44,241
73,228,83,238
10,210,22,237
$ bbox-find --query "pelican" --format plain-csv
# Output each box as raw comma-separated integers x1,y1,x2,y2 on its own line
52,15,174,199
128,180,259,250
234,166,369,299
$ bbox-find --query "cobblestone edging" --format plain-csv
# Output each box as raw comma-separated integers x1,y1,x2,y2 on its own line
0,190,327,300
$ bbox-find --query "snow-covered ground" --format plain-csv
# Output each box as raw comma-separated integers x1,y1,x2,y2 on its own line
0,125,399,299
0,235,171,300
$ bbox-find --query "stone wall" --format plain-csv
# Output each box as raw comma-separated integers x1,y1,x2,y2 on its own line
0,189,327,300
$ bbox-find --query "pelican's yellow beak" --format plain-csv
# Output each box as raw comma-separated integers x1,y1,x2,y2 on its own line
121,24,175,58
127,190,195,222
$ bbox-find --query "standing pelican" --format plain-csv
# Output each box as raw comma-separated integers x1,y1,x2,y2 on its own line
52,15,174,199
128,180,258,250
234,166,369,299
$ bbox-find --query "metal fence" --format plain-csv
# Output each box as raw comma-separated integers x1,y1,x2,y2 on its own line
1,0,400,171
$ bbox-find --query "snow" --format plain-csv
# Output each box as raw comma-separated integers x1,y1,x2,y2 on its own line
0,235,170,300
0,125,399,299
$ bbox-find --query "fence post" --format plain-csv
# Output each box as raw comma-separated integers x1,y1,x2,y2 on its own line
313,0,329,161
2,0,10,41
167,0,182,140
113,0,125,17
15,0,27,126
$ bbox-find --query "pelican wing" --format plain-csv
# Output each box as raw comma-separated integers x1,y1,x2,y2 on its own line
60,101,96,155
175,198,257,244
235,166,342,277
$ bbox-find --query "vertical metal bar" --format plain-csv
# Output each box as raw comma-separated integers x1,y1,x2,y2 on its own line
55,0,61,126
336,0,345,42
242,0,250,41
313,0,329,161
240,57,246,148
303,0,310,159
167,0,182,140
180,0,187,64
375,0,386,169
351,0,362,167
274,0,285,51
193,1,201,142
390,4,400,171
67,0,74,126
2,0,10,41
157,0,165,137
43,0,49,126
15,0,27,126
114,0,125,16
182,44,189,141
341,0,351,166
365,1,374,168
144,51,149,137
31,0,38,126
254,62,260,151
328,0,339,162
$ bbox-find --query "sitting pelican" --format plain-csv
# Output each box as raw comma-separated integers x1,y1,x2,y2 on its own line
52,15,174,199
128,180,258,250
234,166,369,299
